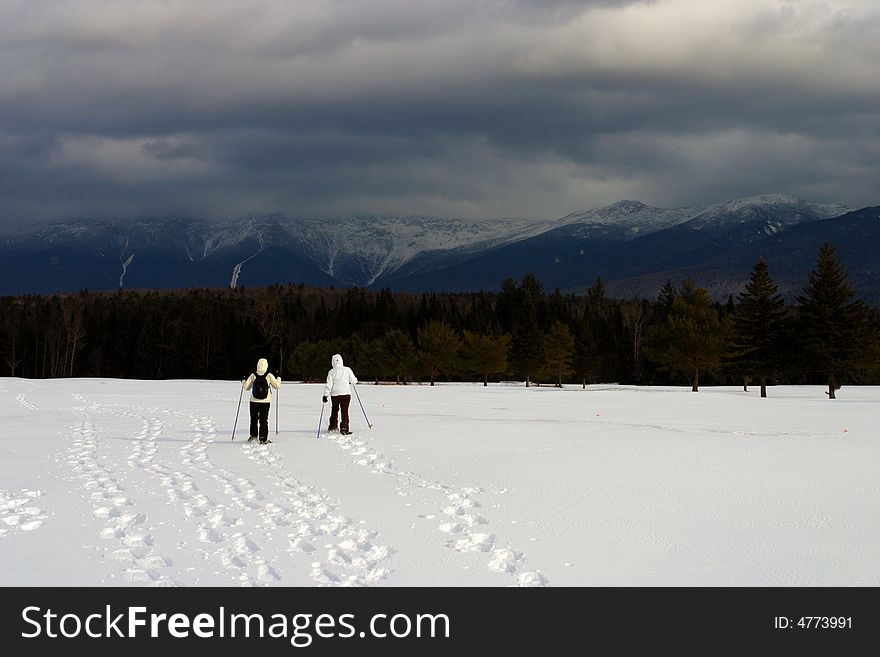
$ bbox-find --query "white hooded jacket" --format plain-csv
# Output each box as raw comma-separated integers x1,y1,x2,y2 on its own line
324,354,358,397
243,358,281,403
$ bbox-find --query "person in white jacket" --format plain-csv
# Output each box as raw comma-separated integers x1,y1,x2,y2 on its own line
242,358,281,443
323,353,358,435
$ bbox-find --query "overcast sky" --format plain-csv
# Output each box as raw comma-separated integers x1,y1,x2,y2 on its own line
1,0,878,227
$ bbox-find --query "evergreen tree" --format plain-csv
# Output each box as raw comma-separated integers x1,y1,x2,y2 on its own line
573,318,599,388
510,274,545,386
465,291,496,335
461,331,510,386
545,289,570,327
335,335,368,378
376,329,416,384
796,243,869,399
313,298,329,340
584,277,615,380
678,278,698,305
543,320,575,387
417,321,461,386
646,287,729,392
495,278,520,334
521,273,545,306
289,341,329,381
656,280,677,321
372,287,399,339
586,277,606,310
724,294,736,317
731,260,787,397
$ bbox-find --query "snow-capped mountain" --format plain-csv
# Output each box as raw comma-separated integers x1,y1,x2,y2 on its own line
559,194,848,239
280,214,576,286
0,212,578,294
1,195,874,301
678,194,848,231
556,200,697,240
378,195,861,294
607,205,880,305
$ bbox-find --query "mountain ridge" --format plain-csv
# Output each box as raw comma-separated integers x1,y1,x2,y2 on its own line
2,195,874,303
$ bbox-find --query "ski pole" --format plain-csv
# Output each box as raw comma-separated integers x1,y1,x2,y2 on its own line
231,382,244,441
275,380,280,436
316,399,325,440
353,384,373,429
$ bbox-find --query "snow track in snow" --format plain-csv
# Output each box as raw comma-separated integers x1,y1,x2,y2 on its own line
16,393,37,411
5,380,880,586
323,430,546,586
63,398,177,586
241,439,393,586
0,489,47,539
48,390,394,586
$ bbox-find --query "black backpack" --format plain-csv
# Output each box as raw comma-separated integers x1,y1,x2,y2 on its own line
252,373,269,400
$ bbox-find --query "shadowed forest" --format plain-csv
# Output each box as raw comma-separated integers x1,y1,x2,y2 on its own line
2,244,878,398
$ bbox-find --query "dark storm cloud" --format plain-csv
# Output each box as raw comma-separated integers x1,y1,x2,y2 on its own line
0,0,878,227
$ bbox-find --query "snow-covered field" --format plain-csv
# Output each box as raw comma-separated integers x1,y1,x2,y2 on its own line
1,378,878,587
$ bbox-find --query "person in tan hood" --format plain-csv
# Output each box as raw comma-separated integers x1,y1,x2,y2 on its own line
322,353,358,435
242,358,281,443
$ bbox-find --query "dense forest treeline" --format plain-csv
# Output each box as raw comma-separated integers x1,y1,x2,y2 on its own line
2,243,878,397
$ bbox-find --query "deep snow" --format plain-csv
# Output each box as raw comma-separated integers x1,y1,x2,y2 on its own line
1,379,878,587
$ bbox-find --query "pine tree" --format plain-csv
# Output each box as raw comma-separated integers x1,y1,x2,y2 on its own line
584,277,612,380
376,329,416,384
465,291,496,335
796,243,868,399
678,278,698,305
372,287,399,338
417,321,461,386
288,341,328,382
573,318,599,388
510,274,545,386
732,260,787,397
461,331,510,386
586,277,606,310
646,287,729,392
543,320,575,387
545,288,570,327
495,278,520,334
656,280,677,321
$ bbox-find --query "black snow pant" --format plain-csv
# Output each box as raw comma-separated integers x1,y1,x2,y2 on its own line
329,395,351,432
249,401,270,439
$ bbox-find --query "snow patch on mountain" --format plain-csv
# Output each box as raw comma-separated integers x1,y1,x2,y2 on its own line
558,200,699,238
685,194,851,229
554,195,853,241
278,215,571,285
119,254,134,288
0,195,856,291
